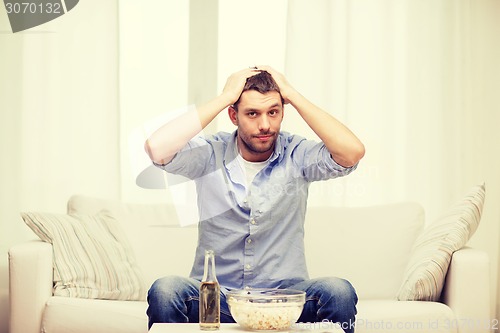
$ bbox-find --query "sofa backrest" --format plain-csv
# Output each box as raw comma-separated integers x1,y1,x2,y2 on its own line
67,195,198,291
68,195,424,300
304,203,424,299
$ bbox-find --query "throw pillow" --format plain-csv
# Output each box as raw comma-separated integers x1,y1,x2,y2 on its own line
21,210,147,301
397,183,486,301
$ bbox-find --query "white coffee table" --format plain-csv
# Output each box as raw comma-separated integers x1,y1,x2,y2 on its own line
149,323,240,332
149,323,344,332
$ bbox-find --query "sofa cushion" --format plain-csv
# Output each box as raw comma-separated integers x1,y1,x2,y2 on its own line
21,211,146,301
67,195,198,288
67,195,180,227
304,202,424,300
41,296,148,333
40,297,456,333
355,300,456,333
397,183,486,301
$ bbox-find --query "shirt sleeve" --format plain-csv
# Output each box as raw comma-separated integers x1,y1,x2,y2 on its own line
292,139,358,182
154,135,215,180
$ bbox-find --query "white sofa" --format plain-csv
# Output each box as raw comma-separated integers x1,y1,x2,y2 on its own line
9,195,491,333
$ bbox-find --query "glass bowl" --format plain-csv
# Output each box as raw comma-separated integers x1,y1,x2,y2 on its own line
227,288,305,331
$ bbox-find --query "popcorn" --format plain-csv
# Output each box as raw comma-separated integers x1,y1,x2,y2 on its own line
228,297,303,331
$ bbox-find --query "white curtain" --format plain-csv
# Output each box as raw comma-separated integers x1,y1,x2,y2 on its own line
0,2,120,332
284,0,500,319
118,0,191,205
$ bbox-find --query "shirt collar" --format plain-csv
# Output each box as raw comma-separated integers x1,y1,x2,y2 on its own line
223,133,243,187
224,132,239,167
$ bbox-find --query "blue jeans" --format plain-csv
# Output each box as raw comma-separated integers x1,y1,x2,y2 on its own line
147,276,358,333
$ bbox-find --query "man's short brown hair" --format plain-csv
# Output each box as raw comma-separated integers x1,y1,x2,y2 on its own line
233,71,284,110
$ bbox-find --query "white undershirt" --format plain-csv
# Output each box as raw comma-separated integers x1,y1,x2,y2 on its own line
236,143,271,192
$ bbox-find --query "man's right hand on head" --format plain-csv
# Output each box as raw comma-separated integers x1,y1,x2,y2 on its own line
221,67,262,105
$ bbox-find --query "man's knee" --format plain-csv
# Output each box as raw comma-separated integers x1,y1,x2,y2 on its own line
147,276,200,327
311,277,358,316
148,275,198,303
317,277,357,301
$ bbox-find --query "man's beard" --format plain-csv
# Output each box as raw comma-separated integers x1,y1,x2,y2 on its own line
239,132,277,156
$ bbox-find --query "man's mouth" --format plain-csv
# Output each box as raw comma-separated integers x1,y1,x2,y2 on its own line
254,134,274,141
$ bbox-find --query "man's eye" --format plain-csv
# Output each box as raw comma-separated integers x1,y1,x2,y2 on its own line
269,110,278,116
247,112,257,117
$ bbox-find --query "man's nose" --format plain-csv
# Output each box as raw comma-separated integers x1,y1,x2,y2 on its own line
259,115,270,132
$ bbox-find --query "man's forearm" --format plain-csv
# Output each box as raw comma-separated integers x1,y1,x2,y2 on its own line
287,90,365,167
144,94,233,165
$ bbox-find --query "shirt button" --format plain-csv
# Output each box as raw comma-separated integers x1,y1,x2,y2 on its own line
250,219,256,225
247,238,252,244
245,264,251,269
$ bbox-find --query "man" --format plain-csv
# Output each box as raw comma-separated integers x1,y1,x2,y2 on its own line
145,66,365,333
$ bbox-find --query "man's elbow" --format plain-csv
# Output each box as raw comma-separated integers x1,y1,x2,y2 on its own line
144,139,163,163
144,139,173,165
353,142,365,163
338,143,365,168
144,139,154,160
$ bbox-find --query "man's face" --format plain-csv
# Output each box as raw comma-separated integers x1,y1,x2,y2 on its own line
229,90,284,162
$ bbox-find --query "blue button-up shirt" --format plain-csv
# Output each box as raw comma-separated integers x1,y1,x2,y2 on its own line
156,130,357,290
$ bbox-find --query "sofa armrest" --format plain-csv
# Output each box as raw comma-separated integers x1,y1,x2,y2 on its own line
441,246,491,333
9,240,53,333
